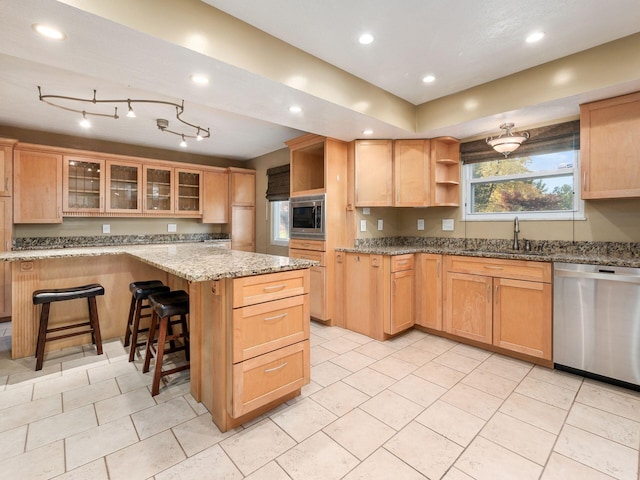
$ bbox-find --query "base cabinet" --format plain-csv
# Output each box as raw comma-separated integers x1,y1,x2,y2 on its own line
289,239,327,321
414,254,443,330
444,272,493,343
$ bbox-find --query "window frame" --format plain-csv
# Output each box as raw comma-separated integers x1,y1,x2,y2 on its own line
270,200,290,247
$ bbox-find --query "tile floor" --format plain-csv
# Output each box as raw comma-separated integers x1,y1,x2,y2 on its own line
0,320,639,479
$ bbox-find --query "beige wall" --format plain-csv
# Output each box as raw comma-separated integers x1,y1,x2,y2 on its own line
246,148,290,256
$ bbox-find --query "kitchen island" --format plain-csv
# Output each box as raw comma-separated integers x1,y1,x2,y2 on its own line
0,243,316,431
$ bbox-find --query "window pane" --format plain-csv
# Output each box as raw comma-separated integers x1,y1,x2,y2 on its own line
271,201,289,244
471,151,575,179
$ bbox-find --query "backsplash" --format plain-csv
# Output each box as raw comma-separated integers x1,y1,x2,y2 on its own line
13,233,230,250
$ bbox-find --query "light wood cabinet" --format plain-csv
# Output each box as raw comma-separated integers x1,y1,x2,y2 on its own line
289,137,325,196
444,255,552,361
175,168,202,214
227,168,256,251
230,169,256,206
0,138,16,197
354,139,393,206
202,168,228,223
430,137,461,206
63,156,105,213
106,160,142,213
288,242,326,321
580,91,640,199
143,165,174,214
388,257,414,335
394,139,430,206
415,254,443,330
13,147,63,224
0,197,11,318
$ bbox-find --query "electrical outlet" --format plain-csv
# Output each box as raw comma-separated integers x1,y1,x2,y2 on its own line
442,219,454,231
377,219,383,230
102,224,110,234
167,223,177,233
363,208,370,215
360,219,367,232
417,219,425,231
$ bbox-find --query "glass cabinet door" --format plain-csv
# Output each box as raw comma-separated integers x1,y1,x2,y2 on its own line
63,156,104,212
176,168,202,214
144,165,174,213
106,161,142,213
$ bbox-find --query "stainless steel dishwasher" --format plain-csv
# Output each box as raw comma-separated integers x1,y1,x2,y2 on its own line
554,262,640,389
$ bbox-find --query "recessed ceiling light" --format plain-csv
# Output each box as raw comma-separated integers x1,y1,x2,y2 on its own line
289,105,302,113
358,33,375,45
32,23,66,40
422,74,436,83
362,129,374,135
190,74,209,85
526,32,544,43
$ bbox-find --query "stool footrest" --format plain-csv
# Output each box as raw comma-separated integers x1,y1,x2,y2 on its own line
46,321,92,334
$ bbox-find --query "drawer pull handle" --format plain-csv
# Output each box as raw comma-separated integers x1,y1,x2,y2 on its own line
264,313,287,322
264,362,288,373
484,266,503,270
263,284,286,292
397,260,408,265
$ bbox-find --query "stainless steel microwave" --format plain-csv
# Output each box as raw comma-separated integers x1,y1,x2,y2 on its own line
289,194,325,239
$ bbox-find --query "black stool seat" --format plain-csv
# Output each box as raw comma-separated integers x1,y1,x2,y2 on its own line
148,290,190,318
124,280,170,362
32,283,105,371
129,280,168,300
33,284,105,304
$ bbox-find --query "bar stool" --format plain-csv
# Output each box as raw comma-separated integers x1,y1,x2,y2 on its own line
32,283,105,371
123,280,170,362
143,290,190,396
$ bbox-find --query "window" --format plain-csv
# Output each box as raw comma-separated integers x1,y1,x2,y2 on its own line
271,200,289,246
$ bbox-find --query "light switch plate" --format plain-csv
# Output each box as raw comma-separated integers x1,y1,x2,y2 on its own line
102,224,110,234
417,219,425,231
363,208,370,215
442,219,454,231
168,223,177,233
377,219,383,230
360,219,367,232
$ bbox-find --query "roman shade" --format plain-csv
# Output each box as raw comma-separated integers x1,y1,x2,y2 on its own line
265,164,290,201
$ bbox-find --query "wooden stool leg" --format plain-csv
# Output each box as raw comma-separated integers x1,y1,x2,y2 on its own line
181,314,190,361
151,315,168,396
88,296,103,355
143,312,158,373
128,299,144,362
123,296,136,347
35,303,51,371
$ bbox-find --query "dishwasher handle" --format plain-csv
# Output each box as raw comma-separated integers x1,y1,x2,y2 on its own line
554,268,640,284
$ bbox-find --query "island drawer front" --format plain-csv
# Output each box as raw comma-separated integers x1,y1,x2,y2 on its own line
231,340,309,418
289,239,325,251
391,254,414,272
445,255,552,283
289,248,325,266
232,294,310,363
233,269,309,308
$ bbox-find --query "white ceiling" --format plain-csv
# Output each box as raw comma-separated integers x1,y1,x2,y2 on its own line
0,0,639,160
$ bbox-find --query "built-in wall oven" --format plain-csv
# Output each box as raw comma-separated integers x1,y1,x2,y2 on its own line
289,194,325,240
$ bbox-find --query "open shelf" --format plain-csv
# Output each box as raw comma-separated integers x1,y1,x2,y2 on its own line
431,137,461,206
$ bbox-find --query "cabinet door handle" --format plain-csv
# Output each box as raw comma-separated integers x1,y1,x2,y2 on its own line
397,260,408,265
264,362,288,373
484,266,503,270
486,284,490,300
583,171,588,191
4,177,8,191
264,313,287,322
437,261,441,278
263,284,286,292
393,279,397,296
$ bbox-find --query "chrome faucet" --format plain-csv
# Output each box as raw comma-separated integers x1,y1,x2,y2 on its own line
513,216,520,250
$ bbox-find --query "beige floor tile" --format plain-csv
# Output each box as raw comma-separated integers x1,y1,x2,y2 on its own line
65,415,138,470
477,354,532,382
150,378,191,404
329,350,376,372
443,467,476,479
576,382,640,422
415,400,485,447
270,397,336,442
433,351,482,374
499,392,568,434
299,380,323,398
184,392,209,415
131,395,197,439
370,356,417,380
354,341,397,360
155,443,242,480
527,365,584,391
515,376,577,410
323,408,395,460
32,371,88,400
60,354,109,374
342,448,427,479
385,421,463,479
27,403,97,450
172,413,239,457
342,367,396,396
114,370,153,393
554,424,638,480
0,383,33,410
94,386,156,424
310,345,338,366
360,389,424,430
310,333,329,347
450,343,493,361
413,361,466,389
411,335,458,355
566,402,640,449
310,380,369,416
0,439,65,480
384,329,427,349
105,429,186,480
321,336,361,354
221,419,296,475
390,346,437,366
480,411,556,465
310,361,351,387
87,361,137,384
541,452,618,480
440,383,503,420
389,374,446,407
53,458,109,480
243,461,291,480
5,363,62,389
584,378,640,401
312,325,349,340
0,394,61,433
340,330,374,345
455,437,542,480
0,425,27,462
461,368,518,399
62,378,120,411
277,431,359,480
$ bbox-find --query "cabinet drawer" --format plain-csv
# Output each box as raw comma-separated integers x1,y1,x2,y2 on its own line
289,248,325,266
289,239,325,251
232,295,310,363
233,269,309,307
445,255,551,283
391,254,414,272
231,340,309,418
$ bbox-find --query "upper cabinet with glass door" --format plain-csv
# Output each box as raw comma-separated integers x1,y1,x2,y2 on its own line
143,165,174,214
62,156,105,213
106,160,142,213
175,168,202,215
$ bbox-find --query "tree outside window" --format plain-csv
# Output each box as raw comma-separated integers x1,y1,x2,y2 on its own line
271,200,289,246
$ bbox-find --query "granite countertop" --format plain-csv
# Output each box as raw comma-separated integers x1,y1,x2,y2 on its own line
0,242,318,282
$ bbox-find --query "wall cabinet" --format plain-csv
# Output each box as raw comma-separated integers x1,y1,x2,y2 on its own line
430,137,460,206
0,139,16,197
580,91,640,199
227,168,256,251
63,156,105,213
14,147,63,224
143,165,174,214
394,139,430,206
414,253,443,330
106,160,142,213
354,139,393,206
175,168,202,214
444,255,552,361
202,168,228,224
